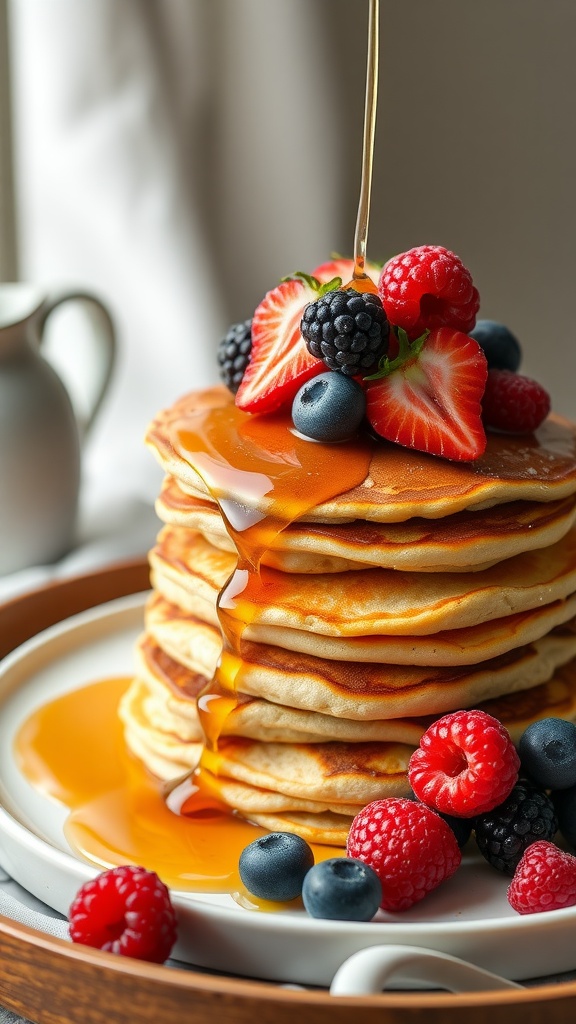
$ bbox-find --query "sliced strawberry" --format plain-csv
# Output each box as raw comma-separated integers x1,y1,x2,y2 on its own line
365,327,488,462
235,278,324,414
312,257,381,287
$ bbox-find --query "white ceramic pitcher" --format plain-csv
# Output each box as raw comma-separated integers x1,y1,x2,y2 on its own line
0,284,116,575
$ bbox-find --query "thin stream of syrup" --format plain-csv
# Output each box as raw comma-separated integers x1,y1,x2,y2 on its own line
350,0,380,288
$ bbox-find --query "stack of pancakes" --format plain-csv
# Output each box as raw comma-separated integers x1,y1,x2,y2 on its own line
120,387,576,844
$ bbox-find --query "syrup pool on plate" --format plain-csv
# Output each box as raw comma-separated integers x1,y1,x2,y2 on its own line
14,674,339,900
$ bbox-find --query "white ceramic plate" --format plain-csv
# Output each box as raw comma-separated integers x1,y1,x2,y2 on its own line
1,594,576,988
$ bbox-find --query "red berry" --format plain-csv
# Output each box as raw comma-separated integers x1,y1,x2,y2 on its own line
482,369,551,434
346,797,461,911
365,326,487,462
312,257,381,288
508,840,576,915
378,245,480,339
69,865,177,963
408,709,520,817
235,278,324,414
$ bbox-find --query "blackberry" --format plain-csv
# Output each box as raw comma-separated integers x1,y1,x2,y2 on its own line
300,289,389,377
217,319,252,393
474,780,558,875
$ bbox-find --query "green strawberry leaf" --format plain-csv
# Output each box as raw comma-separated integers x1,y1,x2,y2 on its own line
364,327,430,381
281,272,342,295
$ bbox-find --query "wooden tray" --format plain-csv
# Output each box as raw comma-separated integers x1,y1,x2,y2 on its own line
2,561,576,1023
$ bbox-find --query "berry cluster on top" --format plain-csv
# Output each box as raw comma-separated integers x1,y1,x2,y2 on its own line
216,246,551,462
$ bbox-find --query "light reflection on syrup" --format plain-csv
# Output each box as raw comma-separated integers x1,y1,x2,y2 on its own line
14,676,336,901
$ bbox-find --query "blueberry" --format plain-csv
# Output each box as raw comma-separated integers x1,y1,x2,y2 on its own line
301,857,382,921
239,832,314,902
469,320,522,372
518,718,576,790
291,372,366,442
552,785,576,848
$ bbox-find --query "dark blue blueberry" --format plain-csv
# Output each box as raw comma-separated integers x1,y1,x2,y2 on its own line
469,320,522,372
239,832,314,902
301,857,382,921
291,372,366,442
437,811,473,849
552,785,576,849
518,718,576,790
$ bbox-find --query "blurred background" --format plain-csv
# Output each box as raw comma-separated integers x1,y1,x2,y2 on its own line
0,0,575,593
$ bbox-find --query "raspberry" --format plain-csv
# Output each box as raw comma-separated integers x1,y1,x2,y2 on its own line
217,318,252,393
408,709,520,818
378,245,480,339
300,288,389,376
475,780,558,875
507,840,576,914
346,797,461,911
482,369,551,434
69,865,177,963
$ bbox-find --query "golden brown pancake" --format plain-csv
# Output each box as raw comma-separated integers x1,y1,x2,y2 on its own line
146,388,576,523
251,595,576,666
479,657,576,741
157,476,576,573
131,633,428,745
201,737,412,807
144,593,221,679
145,589,576,718
118,678,202,780
233,629,576,719
150,522,576,646
244,810,354,846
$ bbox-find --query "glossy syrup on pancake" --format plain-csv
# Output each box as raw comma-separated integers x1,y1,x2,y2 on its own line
165,392,374,815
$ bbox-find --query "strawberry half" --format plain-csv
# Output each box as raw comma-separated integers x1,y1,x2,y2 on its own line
235,278,324,414
365,327,488,461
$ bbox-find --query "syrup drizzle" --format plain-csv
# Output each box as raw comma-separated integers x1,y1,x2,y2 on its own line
168,398,374,813
348,0,380,291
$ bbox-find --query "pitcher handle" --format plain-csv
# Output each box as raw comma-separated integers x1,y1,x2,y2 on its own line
37,290,116,435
